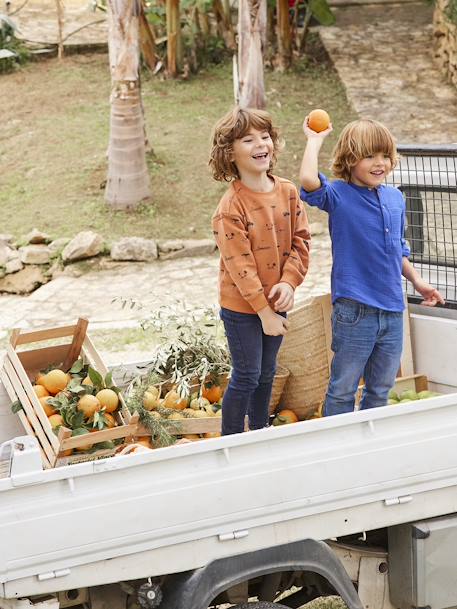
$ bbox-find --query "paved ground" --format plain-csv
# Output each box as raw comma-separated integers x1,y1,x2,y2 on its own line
321,2,457,144
0,236,332,364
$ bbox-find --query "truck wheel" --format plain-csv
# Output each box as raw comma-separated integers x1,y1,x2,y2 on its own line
231,601,289,609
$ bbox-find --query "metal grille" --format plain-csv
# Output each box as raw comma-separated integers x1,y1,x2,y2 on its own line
388,145,457,309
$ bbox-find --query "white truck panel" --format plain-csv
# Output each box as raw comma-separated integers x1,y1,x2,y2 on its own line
2,394,457,597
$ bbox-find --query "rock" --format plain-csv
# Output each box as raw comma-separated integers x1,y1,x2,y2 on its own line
25,228,50,244
158,239,185,254
309,222,326,236
62,231,104,262
20,245,52,265
159,239,217,260
0,266,48,294
48,237,70,255
111,237,158,261
0,244,12,266
0,234,13,245
5,251,23,274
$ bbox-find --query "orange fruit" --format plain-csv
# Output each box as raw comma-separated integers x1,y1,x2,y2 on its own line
82,376,93,386
48,413,64,429
135,436,154,448
39,396,57,416
59,448,73,457
202,384,223,404
163,390,189,410
77,394,101,419
35,373,47,387
183,434,201,441
203,432,221,439
42,369,70,395
273,408,299,425
33,384,50,398
103,413,117,428
143,386,160,410
308,109,330,133
96,388,119,413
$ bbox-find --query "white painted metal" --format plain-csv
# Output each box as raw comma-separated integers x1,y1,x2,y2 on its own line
2,392,457,598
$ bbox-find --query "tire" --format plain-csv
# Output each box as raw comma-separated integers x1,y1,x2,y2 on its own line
230,603,291,608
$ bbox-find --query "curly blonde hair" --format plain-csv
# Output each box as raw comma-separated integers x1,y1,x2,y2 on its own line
332,119,399,182
209,106,282,182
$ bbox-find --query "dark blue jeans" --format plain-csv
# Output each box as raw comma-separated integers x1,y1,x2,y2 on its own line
220,307,285,435
324,298,403,416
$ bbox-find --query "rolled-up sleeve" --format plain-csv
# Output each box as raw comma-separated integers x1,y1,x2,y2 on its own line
300,173,337,213
401,207,411,258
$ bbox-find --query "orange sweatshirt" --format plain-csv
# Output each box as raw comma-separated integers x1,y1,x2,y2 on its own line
212,175,311,314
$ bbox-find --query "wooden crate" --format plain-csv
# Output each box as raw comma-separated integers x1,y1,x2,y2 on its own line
0,318,139,468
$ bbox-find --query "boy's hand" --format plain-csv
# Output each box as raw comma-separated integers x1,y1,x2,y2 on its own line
268,282,294,312
413,278,445,306
258,306,290,336
303,115,333,140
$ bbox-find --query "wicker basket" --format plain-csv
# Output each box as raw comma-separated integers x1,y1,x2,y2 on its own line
277,295,333,420
268,364,290,414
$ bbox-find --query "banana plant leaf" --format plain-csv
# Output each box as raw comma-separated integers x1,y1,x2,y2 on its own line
309,0,336,26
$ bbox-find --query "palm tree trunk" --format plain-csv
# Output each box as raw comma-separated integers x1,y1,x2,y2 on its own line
166,0,182,77
213,0,236,51
237,0,267,109
277,0,292,69
105,0,151,210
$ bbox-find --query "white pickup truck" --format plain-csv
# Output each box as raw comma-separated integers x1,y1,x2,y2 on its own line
0,145,456,609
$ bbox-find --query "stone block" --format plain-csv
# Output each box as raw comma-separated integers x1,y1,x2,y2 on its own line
111,237,158,261
62,231,104,262
0,266,48,294
20,245,52,265
159,239,217,260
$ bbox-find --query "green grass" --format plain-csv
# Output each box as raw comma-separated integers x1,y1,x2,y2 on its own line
1,42,356,241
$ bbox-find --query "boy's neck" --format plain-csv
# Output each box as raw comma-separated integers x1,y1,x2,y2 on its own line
238,171,275,193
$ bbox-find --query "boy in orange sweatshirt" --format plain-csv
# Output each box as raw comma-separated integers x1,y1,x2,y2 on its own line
209,106,311,435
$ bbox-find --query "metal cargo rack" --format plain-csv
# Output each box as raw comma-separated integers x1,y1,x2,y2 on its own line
388,144,457,309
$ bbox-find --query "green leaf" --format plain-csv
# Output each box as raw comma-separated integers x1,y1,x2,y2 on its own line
71,427,89,437
88,366,104,389
104,371,113,388
11,400,23,413
70,359,84,374
309,0,335,25
67,378,86,393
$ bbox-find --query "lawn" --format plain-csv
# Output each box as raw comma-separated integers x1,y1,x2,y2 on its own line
1,40,356,242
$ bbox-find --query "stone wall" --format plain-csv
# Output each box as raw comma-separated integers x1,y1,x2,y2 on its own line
434,0,457,88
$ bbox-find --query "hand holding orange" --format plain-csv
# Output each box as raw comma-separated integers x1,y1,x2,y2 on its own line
307,109,331,133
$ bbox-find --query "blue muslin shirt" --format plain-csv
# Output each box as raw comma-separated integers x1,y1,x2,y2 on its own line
300,173,410,312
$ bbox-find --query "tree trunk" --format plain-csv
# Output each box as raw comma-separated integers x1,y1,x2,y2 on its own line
237,0,267,109
213,0,236,51
166,0,182,77
105,0,151,210
277,0,292,69
55,0,64,59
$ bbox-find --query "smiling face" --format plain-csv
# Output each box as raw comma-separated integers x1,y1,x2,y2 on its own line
350,152,393,189
231,128,274,181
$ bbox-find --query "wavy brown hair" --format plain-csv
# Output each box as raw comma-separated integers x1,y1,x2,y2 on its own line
332,119,399,182
209,106,282,182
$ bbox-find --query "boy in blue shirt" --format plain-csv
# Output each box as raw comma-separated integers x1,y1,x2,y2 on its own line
300,117,444,416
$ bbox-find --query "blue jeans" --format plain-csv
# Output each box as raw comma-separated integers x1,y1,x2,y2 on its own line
324,298,403,417
220,307,285,435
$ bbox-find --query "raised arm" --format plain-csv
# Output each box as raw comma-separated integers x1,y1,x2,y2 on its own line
299,116,333,193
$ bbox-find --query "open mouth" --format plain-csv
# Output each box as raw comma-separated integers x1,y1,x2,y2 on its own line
252,153,269,160
371,170,384,176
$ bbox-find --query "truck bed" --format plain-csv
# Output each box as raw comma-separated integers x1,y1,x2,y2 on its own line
2,390,457,599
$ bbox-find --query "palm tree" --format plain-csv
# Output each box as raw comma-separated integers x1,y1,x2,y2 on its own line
105,0,151,210
237,0,267,109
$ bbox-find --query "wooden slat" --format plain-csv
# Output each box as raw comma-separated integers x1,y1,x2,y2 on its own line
12,323,80,346
82,334,132,424
6,345,60,454
62,318,89,371
399,302,414,377
1,368,52,469
137,416,222,436
17,345,70,379
1,360,57,466
18,411,52,469
60,412,139,450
